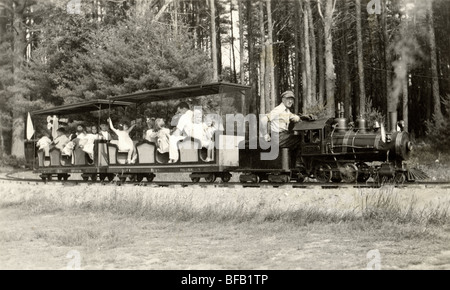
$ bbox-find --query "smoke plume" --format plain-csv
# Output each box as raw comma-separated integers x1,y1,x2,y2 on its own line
388,1,426,113
389,35,421,112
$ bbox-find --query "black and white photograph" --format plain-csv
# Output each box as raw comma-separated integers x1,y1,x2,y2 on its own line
0,0,449,273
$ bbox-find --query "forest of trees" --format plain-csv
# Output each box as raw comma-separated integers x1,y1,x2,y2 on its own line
0,0,449,158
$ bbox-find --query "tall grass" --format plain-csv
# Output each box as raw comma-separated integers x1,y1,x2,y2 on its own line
359,186,449,226
2,185,449,228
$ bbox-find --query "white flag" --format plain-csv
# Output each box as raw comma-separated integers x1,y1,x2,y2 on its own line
26,112,35,140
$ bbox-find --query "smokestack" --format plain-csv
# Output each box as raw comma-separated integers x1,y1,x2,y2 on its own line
389,112,398,133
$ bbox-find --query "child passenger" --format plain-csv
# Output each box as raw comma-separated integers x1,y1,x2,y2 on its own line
145,118,157,143
154,118,170,154
52,128,70,151
108,118,137,164
192,110,217,162
61,134,76,156
36,132,52,156
79,125,100,161
99,123,111,141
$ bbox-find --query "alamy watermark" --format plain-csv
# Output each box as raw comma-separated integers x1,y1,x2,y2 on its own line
366,249,382,270
67,0,81,14
367,0,382,15
66,250,82,270
172,106,280,161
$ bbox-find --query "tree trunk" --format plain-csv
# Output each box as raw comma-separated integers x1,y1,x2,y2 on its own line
230,0,237,83
246,0,258,114
318,20,325,105
174,0,178,35
0,5,6,153
427,0,443,124
215,0,222,77
321,0,336,117
266,0,276,110
297,0,306,113
302,0,312,112
210,0,218,81
294,0,301,114
340,12,350,119
259,0,266,114
306,0,317,104
196,2,202,49
382,0,391,120
356,0,366,117
238,0,245,84
153,0,175,22
11,1,27,158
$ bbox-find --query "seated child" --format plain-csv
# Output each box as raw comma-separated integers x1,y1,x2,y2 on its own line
99,123,111,141
36,132,52,156
52,127,70,152
145,118,157,143
191,110,217,162
108,118,137,164
154,118,170,154
79,125,100,161
61,134,77,156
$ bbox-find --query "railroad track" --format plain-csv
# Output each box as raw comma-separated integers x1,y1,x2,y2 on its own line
1,170,449,189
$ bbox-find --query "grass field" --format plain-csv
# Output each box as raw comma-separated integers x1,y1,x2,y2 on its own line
1,182,450,269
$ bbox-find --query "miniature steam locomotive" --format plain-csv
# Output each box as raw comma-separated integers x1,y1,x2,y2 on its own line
26,82,425,184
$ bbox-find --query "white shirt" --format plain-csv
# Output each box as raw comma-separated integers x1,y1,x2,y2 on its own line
100,131,111,141
37,136,52,150
176,110,194,137
266,103,300,133
53,134,69,151
145,129,157,143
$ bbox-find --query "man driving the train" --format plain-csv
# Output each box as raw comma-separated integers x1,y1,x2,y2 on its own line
260,90,314,149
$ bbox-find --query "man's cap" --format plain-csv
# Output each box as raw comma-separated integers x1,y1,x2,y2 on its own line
281,91,295,99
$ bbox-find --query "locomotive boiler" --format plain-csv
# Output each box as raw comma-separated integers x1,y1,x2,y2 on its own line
292,110,419,184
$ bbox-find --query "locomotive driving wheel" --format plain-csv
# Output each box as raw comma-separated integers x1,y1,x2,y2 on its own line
356,163,371,183
340,163,358,183
296,173,306,183
315,164,332,183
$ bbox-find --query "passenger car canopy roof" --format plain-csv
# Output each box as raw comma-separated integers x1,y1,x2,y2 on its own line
31,99,134,116
108,82,251,103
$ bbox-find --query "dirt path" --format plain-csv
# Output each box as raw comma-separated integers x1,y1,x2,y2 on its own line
1,207,450,270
